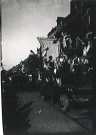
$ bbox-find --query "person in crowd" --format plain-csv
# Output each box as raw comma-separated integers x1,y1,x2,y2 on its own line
60,58,70,85
43,59,48,71
28,74,32,83
48,56,55,73
80,57,89,86
41,59,48,82
83,32,93,57
28,50,34,73
47,56,55,84
61,32,72,52
74,56,82,85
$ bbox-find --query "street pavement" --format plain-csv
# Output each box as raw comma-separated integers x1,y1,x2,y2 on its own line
17,91,93,134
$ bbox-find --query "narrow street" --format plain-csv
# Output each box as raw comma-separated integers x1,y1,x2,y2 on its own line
17,91,93,134
2,0,96,135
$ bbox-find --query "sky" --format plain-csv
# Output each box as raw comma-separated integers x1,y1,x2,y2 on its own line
2,0,71,70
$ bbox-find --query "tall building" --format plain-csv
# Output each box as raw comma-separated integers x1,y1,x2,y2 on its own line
55,0,96,58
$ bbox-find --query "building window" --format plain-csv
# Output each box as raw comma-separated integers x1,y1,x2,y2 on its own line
75,4,77,9
84,13,89,27
88,15,90,25
60,21,62,26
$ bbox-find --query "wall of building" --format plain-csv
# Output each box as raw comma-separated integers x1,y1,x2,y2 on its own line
37,37,60,61
55,0,96,57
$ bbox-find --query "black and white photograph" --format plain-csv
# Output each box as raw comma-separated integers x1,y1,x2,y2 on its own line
1,0,96,135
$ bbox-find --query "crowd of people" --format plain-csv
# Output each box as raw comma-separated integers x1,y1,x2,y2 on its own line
42,54,93,87
1,32,95,90
41,32,95,87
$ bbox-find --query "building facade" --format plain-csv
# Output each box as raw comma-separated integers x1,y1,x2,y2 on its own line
55,0,96,49
37,37,60,61
54,0,96,86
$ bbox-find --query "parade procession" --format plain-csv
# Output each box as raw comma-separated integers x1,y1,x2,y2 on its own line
1,0,96,134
